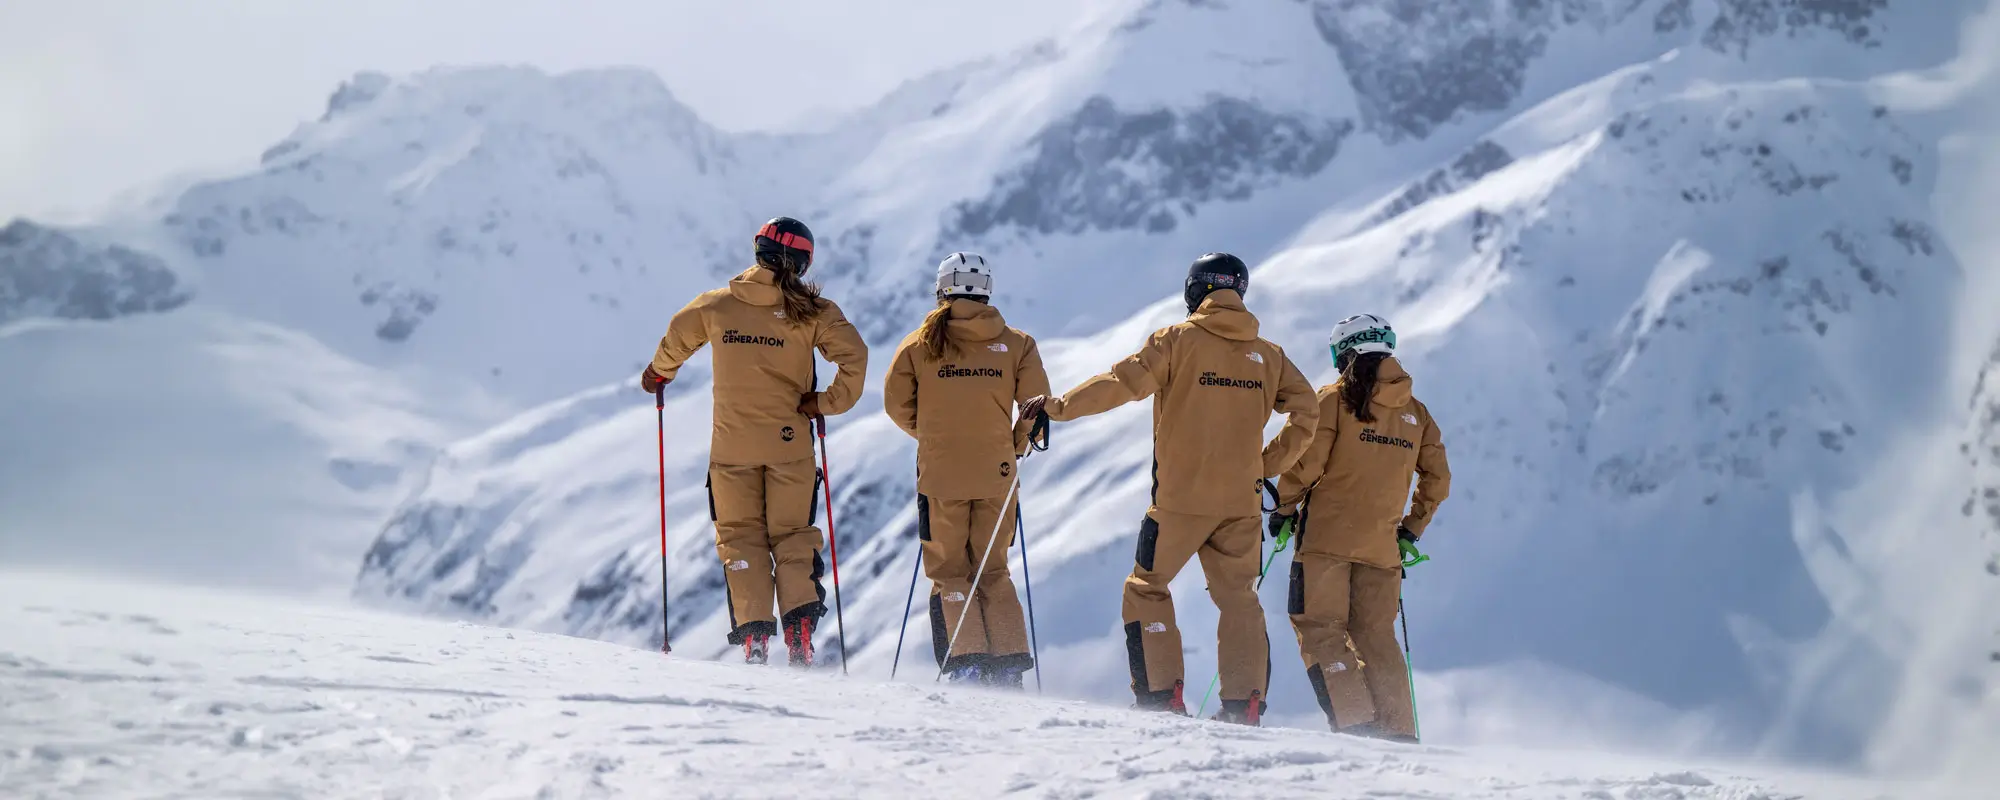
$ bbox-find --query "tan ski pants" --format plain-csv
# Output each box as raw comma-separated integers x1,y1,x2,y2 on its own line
707,457,825,643
920,494,1031,671
1288,555,1414,736
1124,506,1268,704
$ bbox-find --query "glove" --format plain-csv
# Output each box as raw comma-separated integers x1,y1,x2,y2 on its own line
640,367,669,394
798,391,822,419
1397,526,1417,543
1268,511,1297,549
1018,395,1048,424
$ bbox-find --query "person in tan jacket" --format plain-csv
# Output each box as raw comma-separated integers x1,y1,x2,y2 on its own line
1271,313,1449,743
883,252,1051,689
1020,253,1318,724
639,217,869,668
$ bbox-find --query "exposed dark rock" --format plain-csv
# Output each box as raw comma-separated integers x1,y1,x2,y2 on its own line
945,96,1352,240
0,220,191,326
1370,140,1515,226
1702,0,1889,57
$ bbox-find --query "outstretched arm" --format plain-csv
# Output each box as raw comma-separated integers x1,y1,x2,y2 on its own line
813,304,870,415
1401,412,1452,537
1260,352,1320,478
1042,329,1173,422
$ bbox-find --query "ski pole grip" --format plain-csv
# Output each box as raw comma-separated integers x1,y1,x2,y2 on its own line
654,386,665,410
1029,408,1050,452
814,415,827,439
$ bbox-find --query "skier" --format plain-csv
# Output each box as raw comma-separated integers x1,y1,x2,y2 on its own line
1269,314,1450,743
639,217,869,668
883,252,1051,689
1019,253,1318,724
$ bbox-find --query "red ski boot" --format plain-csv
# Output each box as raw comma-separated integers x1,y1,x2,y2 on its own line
1213,690,1264,727
783,617,815,669
743,633,770,665
1134,679,1189,715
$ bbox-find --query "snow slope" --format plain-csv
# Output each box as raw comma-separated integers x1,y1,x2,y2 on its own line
346,0,2000,773
0,309,482,597
7,0,1997,780
3,571,1979,799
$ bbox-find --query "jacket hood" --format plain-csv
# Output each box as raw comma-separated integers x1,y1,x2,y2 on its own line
727,267,782,307
1189,290,1258,341
945,299,1006,341
1371,357,1413,409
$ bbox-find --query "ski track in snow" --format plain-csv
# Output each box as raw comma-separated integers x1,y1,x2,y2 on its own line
0,573,1969,799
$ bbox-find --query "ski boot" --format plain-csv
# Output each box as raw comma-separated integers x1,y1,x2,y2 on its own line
1133,679,1188,715
742,632,771,665
1212,691,1264,727
783,617,815,669
983,664,1028,690
1340,721,1418,744
947,662,985,684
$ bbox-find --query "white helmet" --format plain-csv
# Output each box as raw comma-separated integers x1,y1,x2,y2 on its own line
1329,313,1396,367
936,252,994,300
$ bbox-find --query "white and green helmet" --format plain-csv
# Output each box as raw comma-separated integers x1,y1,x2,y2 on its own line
1330,313,1396,367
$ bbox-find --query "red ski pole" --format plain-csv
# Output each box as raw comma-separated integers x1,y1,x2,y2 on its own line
656,387,673,655
813,415,849,674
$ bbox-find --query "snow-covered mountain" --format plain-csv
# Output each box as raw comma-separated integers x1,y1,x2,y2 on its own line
6,0,1996,780
15,570,1985,798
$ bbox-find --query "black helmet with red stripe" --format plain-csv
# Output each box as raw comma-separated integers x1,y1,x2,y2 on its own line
754,217,815,276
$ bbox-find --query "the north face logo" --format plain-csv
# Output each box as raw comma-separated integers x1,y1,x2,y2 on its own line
988,342,1008,352
1402,414,1418,425
1246,352,1263,364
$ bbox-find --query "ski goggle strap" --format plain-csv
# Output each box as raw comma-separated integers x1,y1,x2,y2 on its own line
940,269,992,293
756,225,813,253
1191,271,1245,291
1332,327,1395,358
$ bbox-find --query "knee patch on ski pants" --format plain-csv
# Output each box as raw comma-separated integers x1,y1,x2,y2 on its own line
1122,507,1267,701
919,493,1027,670
708,457,824,644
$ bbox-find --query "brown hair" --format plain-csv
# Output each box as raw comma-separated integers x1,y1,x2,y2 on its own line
917,298,957,360
759,253,825,324
1338,351,1390,423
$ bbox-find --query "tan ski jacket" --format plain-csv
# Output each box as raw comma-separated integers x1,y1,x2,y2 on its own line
1045,291,1318,518
1275,356,1450,569
649,267,869,466
884,300,1052,500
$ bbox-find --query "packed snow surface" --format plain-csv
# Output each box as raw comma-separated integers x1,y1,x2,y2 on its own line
0,571,1974,799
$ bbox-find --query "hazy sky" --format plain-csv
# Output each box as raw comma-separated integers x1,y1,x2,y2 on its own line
0,0,1079,222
